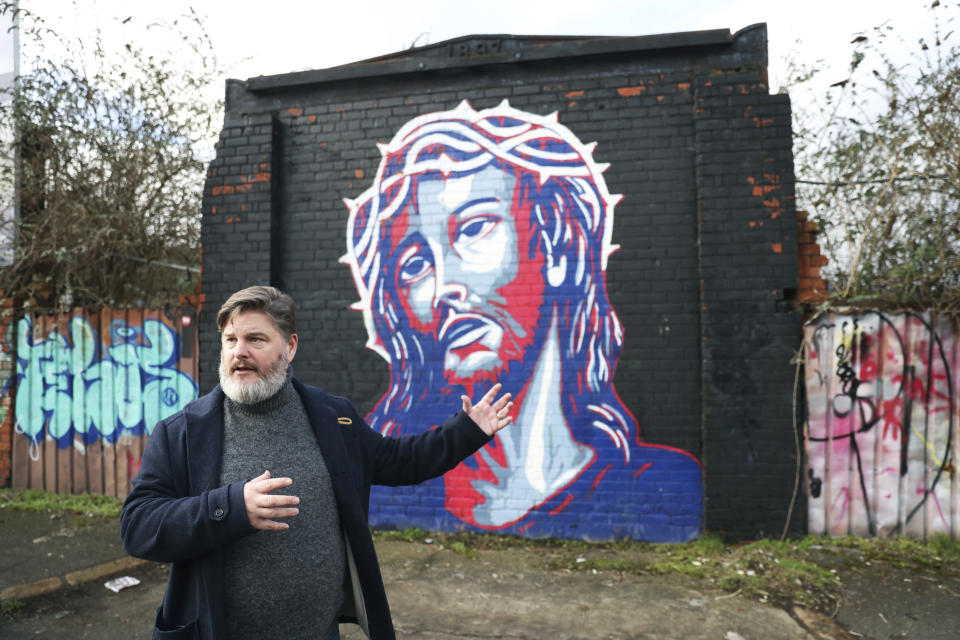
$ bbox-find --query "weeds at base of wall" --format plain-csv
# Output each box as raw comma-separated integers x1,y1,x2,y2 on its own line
0,488,122,518
820,534,960,568
373,528,960,615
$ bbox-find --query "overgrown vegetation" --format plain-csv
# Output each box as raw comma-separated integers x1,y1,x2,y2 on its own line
0,2,221,310
0,487,122,517
789,1,960,314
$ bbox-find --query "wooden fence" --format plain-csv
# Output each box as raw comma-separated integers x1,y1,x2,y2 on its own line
2,307,199,498
804,311,959,539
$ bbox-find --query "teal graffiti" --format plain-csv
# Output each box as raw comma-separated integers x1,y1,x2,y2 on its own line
8,315,198,456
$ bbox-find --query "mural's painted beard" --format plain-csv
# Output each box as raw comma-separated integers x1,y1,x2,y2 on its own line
387,166,549,398
435,306,533,391
394,288,554,406
377,296,600,528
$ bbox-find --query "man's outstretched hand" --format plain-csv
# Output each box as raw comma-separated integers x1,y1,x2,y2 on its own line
462,383,514,437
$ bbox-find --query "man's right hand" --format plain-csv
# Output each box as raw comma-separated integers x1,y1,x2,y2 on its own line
243,470,299,531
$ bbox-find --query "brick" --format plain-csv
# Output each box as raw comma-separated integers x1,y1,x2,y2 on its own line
199,26,800,542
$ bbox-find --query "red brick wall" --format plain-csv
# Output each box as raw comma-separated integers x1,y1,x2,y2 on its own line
797,210,828,303
0,299,15,487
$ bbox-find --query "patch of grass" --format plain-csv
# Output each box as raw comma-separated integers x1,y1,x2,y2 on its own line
825,534,960,568
449,541,479,558
372,528,598,553
524,534,843,611
0,488,122,517
1,599,25,615
570,556,650,573
657,533,727,558
372,527,430,543
711,540,841,611
928,534,960,560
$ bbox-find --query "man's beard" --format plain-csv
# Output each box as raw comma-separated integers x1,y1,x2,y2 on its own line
219,352,289,405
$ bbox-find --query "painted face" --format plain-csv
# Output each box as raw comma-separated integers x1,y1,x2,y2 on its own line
219,311,297,402
393,165,545,381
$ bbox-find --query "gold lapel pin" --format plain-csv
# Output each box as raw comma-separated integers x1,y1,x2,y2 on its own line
337,417,353,425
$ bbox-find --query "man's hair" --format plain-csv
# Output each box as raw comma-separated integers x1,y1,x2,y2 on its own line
216,286,297,339
343,101,640,460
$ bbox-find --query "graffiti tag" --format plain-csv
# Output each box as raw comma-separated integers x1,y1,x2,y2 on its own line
7,315,198,459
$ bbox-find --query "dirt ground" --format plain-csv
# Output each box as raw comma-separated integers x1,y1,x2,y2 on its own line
348,541,821,640
2,528,959,639
810,545,960,640
0,540,818,640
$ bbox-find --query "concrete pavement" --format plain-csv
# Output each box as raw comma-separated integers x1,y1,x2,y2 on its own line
2,506,959,639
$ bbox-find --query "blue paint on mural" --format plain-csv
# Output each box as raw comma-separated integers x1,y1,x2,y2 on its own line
7,315,198,456
343,101,703,541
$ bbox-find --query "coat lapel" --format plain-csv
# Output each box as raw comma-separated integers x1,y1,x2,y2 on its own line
184,386,226,495
292,379,377,635
178,385,229,638
293,378,348,476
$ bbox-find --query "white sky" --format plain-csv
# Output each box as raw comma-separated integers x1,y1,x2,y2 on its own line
1,7,14,80
16,0,943,94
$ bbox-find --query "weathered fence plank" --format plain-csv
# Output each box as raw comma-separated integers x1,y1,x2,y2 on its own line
3,307,200,499
805,311,959,539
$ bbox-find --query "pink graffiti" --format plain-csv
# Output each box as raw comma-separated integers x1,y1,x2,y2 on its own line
916,486,950,531
804,312,957,539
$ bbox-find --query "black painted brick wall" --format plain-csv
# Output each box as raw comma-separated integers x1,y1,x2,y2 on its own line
694,68,803,538
199,25,804,540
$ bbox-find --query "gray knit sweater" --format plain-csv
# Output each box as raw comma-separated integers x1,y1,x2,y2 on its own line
219,373,346,639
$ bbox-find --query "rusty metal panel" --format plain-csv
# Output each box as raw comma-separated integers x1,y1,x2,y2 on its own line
804,311,958,539
5,307,200,498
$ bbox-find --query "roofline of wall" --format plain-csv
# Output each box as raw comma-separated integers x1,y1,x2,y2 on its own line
238,25,761,95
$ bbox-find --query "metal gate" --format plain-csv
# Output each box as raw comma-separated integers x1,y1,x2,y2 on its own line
3,307,199,498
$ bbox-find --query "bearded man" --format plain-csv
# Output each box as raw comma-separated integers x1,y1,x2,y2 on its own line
121,285,514,640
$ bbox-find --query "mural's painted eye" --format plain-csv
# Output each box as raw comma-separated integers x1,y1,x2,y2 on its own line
455,215,499,247
398,252,433,286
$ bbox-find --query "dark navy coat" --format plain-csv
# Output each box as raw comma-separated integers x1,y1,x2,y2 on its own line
120,379,490,639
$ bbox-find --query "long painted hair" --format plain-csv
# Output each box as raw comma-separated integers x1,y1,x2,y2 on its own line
343,101,640,462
